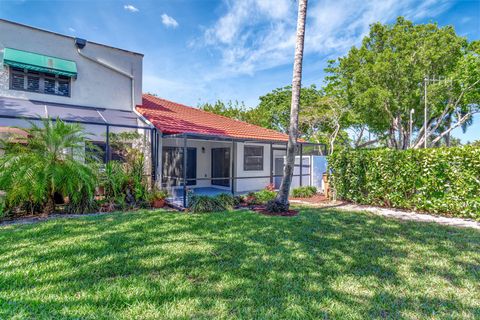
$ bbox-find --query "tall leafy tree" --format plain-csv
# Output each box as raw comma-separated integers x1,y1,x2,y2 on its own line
326,17,479,149
254,85,353,154
0,118,98,216
199,100,253,122
272,0,308,211
200,86,351,154
253,85,322,135
301,95,352,154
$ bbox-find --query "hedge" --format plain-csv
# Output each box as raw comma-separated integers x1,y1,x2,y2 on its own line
328,147,480,219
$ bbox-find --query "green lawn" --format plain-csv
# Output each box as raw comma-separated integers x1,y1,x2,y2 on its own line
1,208,479,319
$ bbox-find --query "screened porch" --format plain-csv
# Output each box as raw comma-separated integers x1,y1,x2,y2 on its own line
159,132,327,208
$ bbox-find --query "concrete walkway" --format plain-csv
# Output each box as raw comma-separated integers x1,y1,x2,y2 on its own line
290,199,480,230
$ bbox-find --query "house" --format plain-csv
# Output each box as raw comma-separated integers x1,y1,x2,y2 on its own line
136,94,326,207
0,18,154,165
0,19,326,208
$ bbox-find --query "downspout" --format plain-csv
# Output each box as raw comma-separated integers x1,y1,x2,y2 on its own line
75,47,153,127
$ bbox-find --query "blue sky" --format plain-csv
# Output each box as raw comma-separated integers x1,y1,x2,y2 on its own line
1,0,479,142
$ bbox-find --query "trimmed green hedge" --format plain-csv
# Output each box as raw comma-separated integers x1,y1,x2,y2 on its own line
329,147,480,219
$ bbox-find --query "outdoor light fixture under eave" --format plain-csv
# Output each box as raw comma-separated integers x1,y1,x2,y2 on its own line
74,38,87,49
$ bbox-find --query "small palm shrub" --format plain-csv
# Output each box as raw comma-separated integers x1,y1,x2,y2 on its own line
0,118,98,216
216,193,237,210
189,195,225,213
291,186,317,198
188,193,238,213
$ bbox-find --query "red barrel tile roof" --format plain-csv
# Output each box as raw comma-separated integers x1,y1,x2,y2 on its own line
136,94,290,142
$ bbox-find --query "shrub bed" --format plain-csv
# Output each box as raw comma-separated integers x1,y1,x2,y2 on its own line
329,147,480,219
291,186,317,198
244,189,276,205
0,119,154,219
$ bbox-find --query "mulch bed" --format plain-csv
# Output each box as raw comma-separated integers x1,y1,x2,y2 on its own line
289,194,328,204
250,205,299,217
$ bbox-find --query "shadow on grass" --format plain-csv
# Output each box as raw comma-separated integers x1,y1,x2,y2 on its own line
0,208,479,319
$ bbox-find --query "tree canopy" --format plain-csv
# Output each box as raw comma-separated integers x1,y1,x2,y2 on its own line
199,17,479,151
199,86,351,154
325,17,479,149
199,100,252,123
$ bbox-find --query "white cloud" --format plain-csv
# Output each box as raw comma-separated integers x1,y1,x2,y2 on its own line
123,4,139,13
201,0,453,78
68,27,76,33
161,13,179,28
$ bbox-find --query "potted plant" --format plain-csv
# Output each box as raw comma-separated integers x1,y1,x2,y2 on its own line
149,188,169,208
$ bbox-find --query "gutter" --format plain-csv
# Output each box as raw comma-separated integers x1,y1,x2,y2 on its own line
75,47,153,127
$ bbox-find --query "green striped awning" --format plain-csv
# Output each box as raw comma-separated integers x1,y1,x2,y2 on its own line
2,48,77,77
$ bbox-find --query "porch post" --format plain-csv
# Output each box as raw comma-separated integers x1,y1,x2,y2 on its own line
105,124,110,163
269,142,273,185
183,134,187,208
231,139,236,195
150,128,156,185
299,143,303,186
309,154,313,186
155,131,161,183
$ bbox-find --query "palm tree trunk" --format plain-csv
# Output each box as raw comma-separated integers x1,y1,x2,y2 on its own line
273,0,308,210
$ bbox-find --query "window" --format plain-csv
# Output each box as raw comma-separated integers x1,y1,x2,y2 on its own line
244,145,264,171
27,73,40,92
11,70,24,90
58,77,70,96
9,67,71,97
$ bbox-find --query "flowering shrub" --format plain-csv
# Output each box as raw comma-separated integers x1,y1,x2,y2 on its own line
265,184,275,191
329,147,480,219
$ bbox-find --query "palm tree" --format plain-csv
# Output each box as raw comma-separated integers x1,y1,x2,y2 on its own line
0,118,98,216
272,0,308,211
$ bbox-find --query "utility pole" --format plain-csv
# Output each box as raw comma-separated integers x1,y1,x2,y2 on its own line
424,76,428,148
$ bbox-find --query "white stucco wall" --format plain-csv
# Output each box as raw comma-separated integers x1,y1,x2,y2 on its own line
0,19,143,111
235,142,271,193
